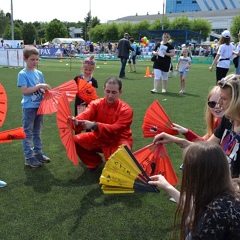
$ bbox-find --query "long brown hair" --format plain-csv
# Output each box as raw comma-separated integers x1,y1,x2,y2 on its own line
174,141,235,239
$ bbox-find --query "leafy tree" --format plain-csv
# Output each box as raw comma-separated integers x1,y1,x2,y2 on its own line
132,20,151,40
90,24,106,42
91,16,100,28
117,22,133,39
191,19,211,39
149,19,162,30
45,19,68,41
22,22,37,44
230,15,240,42
170,15,191,30
104,23,119,41
0,10,10,37
3,25,22,40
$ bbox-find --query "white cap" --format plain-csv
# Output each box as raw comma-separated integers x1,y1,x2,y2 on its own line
222,30,230,38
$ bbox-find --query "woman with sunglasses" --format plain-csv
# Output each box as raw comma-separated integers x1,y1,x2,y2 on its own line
173,85,224,141
153,74,240,178
149,141,240,239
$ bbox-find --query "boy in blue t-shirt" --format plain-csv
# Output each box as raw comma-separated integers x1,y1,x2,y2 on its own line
17,46,52,167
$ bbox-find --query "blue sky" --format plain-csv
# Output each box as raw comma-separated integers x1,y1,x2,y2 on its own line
1,0,165,23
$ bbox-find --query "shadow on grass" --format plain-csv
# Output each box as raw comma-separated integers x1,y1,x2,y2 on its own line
150,92,200,98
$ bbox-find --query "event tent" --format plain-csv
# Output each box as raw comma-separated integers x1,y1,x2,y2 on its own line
51,38,85,45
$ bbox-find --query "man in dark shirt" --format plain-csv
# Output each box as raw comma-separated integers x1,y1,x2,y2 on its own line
117,33,134,79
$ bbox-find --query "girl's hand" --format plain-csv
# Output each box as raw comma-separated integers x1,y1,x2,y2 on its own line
172,123,188,134
148,174,171,189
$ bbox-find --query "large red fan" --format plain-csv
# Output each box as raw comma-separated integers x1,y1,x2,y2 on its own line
37,79,78,115
0,83,7,127
134,143,178,186
142,100,178,137
77,78,98,104
100,144,160,194
0,127,26,143
56,93,78,165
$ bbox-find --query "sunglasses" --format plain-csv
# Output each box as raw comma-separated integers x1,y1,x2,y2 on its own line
208,101,218,108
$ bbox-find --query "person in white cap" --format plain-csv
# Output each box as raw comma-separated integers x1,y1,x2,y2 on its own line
209,30,234,84
233,31,240,74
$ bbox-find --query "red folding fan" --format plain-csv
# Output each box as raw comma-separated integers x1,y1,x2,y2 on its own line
133,143,178,186
0,83,7,127
56,93,78,165
0,127,26,143
51,79,77,102
142,100,178,137
37,79,78,115
77,78,98,104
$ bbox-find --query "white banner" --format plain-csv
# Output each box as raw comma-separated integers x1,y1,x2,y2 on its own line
0,49,25,67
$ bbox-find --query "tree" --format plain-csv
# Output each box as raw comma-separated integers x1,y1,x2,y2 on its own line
3,25,22,40
230,14,240,42
191,19,211,40
90,24,106,42
132,20,151,40
170,15,191,30
0,10,10,37
22,23,37,44
45,19,68,42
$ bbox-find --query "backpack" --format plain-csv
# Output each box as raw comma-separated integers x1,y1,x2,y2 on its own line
136,45,141,55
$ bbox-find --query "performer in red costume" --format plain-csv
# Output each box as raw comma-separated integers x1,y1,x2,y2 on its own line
70,77,133,171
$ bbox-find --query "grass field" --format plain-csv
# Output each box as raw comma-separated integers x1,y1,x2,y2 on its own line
0,58,235,240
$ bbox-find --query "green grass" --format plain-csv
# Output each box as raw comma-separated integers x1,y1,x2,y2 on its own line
0,58,235,240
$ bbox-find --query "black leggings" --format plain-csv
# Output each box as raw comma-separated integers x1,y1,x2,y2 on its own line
216,67,229,84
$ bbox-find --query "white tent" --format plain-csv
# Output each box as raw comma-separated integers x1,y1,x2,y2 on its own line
51,38,85,45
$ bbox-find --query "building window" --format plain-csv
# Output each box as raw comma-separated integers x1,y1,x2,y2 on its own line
176,1,181,3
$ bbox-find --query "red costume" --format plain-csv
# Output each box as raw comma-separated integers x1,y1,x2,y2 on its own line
74,98,133,168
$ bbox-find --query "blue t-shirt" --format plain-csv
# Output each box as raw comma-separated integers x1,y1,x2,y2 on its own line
17,68,45,108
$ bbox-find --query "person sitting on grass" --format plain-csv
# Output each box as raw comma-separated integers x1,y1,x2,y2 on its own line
69,77,133,172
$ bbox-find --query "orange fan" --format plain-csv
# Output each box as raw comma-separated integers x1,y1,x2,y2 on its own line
56,93,78,165
134,143,178,186
0,127,26,143
0,83,7,127
142,100,178,137
37,79,78,115
77,78,98,104
51,79,77,102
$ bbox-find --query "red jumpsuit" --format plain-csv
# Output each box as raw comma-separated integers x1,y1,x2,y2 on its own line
74,98,133,168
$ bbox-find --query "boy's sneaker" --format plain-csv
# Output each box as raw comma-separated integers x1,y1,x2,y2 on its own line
25,157,42,168
0,180,7,188
162,89,166,93
35,154,51,163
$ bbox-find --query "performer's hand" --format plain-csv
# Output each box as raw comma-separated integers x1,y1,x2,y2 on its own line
78,120,94,130
68,116,78,127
